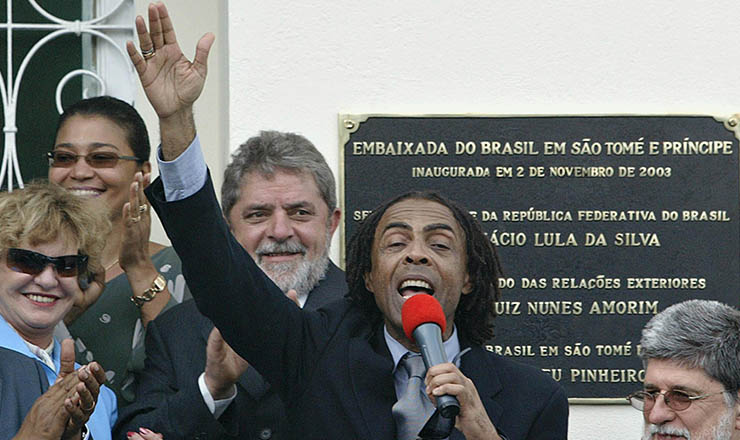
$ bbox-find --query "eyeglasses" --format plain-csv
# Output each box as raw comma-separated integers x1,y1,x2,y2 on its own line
627,389,728,412
6,248,88,277
47,151,141,168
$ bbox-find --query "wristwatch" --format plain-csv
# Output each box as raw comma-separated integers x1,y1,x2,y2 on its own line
131,273,166,308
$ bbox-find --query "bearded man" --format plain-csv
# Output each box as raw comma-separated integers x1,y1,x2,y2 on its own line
123,3,568,438
115,131,346,439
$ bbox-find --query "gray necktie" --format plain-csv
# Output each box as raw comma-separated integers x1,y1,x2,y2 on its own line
392,353,436,440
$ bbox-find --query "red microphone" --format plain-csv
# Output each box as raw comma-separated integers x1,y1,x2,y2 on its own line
401,294,460,418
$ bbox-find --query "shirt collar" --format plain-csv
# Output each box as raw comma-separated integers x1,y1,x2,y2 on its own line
0,314,60,372
383,324,461,373
24,339,56,371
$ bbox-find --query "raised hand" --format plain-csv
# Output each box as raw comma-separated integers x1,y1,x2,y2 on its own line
120,171,171,324
126,2,214,160
120,172,153,271
126,2,214,120
204,327,249,400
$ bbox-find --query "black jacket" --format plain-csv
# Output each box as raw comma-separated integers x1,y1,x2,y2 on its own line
145,172,568,440
114,263,346,440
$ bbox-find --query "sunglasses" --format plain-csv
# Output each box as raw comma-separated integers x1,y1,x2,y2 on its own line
627,389,728,412
47,151,141,169
6,248,88,277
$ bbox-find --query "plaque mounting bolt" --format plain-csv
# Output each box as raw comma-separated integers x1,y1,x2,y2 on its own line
343,119,356,130
723,114,740,132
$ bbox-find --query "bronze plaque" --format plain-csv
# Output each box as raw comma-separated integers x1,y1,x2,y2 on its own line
339,114,740,402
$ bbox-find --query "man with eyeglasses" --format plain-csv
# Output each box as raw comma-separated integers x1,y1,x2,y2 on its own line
627,299,740,440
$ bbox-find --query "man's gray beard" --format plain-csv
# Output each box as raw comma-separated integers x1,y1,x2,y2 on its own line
257,232,331,297
641,405,735,440
259,251,329,297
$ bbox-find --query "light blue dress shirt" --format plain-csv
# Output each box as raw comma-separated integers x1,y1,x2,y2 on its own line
157,135,208,202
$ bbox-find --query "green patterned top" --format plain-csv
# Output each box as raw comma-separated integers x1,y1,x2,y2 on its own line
66,246,192,404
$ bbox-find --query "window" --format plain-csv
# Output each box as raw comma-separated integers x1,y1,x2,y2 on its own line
0,0,134,190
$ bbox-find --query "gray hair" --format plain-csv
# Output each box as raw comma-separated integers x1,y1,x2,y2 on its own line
221,130,337,219
640,299,740,405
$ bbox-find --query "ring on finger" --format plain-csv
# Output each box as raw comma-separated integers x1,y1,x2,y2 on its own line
138,204,148,213
80,400,96,412
130,215,141,223
141,47,156,60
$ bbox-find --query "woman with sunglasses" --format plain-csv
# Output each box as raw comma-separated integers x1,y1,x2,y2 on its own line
48,96,191,404
0,182,117,439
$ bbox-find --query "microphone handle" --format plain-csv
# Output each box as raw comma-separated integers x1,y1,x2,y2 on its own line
413,323,461,418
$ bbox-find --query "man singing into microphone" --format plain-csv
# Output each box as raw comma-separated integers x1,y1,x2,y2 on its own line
131,3,568,439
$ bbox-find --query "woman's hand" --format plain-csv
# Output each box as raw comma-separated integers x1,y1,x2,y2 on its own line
120,171,171,324
126,428,163,440
120,172,152,272
61,362,107,440
14,341,108,440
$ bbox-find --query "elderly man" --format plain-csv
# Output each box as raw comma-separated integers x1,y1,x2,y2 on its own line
130,3,568,439
628,300,740,440
114,131,346,439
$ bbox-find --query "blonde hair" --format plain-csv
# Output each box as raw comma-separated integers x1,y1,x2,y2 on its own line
0,181,110,274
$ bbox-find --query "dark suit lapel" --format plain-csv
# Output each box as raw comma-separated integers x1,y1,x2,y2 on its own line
448,345,504,440
304,263,347,310
347,326,396,440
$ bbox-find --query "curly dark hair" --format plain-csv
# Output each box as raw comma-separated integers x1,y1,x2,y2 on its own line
346,191,502,345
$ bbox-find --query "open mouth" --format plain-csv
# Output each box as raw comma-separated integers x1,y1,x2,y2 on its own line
398,279,434,298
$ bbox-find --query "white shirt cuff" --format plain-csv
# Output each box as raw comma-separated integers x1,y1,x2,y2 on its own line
80,424,90,440
157,134,208,202
197,372,237,419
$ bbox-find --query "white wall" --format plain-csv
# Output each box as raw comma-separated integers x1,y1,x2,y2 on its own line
140,1,740,438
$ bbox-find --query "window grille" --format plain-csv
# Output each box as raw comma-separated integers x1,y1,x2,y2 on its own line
0,0,135,191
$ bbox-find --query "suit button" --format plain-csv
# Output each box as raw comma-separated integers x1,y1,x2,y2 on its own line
194,433,207,440
259,428,272,439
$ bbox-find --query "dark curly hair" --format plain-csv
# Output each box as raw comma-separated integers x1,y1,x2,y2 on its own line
346,191,502,345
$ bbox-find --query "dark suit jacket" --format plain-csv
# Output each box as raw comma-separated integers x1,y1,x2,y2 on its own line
114,263,346,440
0,347,50,440
147,173,568,440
